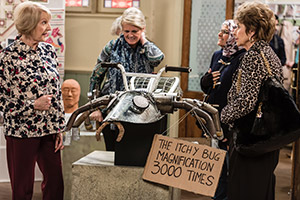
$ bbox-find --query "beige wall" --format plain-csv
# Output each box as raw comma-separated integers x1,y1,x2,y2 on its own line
64,0,185,136
65,0,184,72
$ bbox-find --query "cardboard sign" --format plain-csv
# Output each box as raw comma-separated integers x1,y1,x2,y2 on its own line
142,134,226,197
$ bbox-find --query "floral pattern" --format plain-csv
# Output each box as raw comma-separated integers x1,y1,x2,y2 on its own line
0,38,65,138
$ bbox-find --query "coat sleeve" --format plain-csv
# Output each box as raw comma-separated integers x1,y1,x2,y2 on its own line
89,40,114,92
0,53,7,113
220,50,266,125
50,45,65,127
278,37,286,66
0,53,35,117
200,52,218,93
143,41,164,67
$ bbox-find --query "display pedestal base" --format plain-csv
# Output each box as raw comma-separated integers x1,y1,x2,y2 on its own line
71,150,181,200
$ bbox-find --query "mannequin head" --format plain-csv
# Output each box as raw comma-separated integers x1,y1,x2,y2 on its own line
62,79,81,113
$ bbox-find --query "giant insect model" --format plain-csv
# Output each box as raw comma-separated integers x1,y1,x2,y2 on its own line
64,63,223,142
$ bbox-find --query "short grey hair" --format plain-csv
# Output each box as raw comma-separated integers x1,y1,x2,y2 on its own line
14,1,51,36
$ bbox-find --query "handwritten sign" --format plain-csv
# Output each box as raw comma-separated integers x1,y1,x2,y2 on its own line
142,134,226,197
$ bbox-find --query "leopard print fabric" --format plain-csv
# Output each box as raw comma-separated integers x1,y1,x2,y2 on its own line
221,40,284,127
0,39,65,138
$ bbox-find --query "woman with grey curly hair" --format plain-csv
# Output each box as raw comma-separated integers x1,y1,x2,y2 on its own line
220,2,283,200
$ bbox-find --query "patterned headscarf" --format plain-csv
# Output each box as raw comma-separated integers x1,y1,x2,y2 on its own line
222,20,241,57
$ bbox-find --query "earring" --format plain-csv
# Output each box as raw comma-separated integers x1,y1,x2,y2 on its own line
249,37,254,43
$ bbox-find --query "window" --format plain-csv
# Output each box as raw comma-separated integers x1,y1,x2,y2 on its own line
65,0,89,7
66,0,96,13
65,0,142,13
103,0,140,8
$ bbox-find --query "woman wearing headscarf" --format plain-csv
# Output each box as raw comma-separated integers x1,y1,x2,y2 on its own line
200,20,245,200
220,2,284,200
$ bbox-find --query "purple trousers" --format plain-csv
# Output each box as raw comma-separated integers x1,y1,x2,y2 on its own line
5,135,64,200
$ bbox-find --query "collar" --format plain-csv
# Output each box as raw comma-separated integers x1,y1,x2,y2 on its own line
14,36,42,54
249,40,269,53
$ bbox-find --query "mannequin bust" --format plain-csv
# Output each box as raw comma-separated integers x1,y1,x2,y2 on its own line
62,79,81,113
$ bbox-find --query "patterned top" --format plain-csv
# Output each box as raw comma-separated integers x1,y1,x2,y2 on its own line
89,34,164,94
0,38,65,138
221,40,284,126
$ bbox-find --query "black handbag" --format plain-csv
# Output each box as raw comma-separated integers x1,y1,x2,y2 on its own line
232,51,300,156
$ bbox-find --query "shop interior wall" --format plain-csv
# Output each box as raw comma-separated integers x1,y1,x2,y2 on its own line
64,0,184,137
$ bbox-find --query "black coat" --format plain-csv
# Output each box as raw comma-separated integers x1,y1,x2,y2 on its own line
200,49,245,141
270,34,286,66
201,49,246,113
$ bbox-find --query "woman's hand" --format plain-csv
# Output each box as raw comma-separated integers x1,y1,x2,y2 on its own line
34,95,53,111
54,133,64,153
201,69,220,89
140,32,147,45
211,70,221,88
90,110,103,122
211,70,221,82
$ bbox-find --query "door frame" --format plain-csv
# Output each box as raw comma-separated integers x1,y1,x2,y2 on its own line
178,0,234,137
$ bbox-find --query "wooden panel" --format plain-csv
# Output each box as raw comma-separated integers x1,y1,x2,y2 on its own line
179,0,232,138
179,0,192,138
226,0,234,19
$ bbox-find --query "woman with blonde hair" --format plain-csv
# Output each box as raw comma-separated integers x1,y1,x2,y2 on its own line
220,2,283,200
89,7,164,151
0,1,65,199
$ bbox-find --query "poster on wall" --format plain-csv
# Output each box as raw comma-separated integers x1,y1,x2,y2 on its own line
47,9,65,81
0,0,24,45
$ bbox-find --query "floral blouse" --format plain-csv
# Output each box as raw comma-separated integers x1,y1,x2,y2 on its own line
221,40,284,127
89,34,164,94
0,39,65,138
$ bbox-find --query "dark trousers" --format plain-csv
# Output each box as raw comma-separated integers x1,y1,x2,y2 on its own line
5,135,64,200
228,137,279,200
213,152,228,200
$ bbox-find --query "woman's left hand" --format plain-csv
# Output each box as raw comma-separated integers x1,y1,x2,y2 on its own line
54,133,64,152
140,32,147,45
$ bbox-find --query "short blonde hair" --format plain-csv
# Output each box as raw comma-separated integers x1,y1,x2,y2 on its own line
235,2,275,42
14,1,51,36
121,7,146,30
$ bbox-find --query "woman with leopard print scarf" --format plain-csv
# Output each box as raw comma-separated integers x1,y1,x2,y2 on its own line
220,2,284,200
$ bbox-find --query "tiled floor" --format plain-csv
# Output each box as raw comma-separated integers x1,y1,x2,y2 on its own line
0,147,292,200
